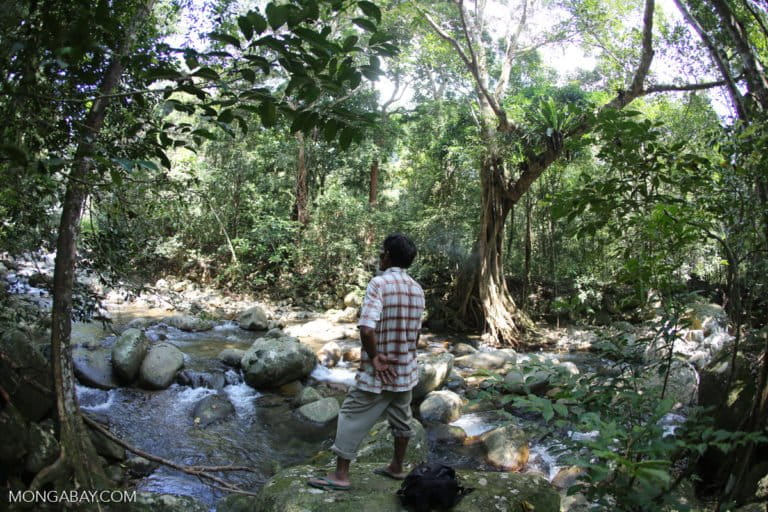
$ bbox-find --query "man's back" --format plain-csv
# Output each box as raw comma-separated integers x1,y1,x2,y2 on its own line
357,267,425,392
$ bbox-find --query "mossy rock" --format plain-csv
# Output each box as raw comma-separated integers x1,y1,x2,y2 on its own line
312,419,427,467
105,492,208,512
252,462,560,511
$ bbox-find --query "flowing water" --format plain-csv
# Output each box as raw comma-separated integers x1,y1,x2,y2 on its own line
75,317,343,507
72,312,601,508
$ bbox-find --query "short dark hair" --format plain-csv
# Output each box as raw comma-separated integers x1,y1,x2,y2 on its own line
383,233,417,268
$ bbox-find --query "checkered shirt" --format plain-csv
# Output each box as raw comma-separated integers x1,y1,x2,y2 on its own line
356,267,425,393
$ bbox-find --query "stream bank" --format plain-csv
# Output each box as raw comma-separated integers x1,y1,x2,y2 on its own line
4,254,762,511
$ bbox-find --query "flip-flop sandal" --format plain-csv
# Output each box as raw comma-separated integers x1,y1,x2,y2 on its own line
373,467,407,480
307,476,352,491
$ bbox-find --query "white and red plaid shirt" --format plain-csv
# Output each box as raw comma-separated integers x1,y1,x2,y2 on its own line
356,267,425,393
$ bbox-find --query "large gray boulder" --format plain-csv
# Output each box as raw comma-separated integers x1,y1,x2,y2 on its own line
238,306,270,331
218,348,245,367
241,335,316,389
455,350,515,370
412,352,455,401
312,419,428,467
477,423,529,471
0,405,29,467
191,394,235,427
24,421,59,473
112,328,150,382
139,343,185,390
297,397,340,423
640,359,698,407
419,390,463,423
344,291,363,308
294,386,323,407
119,492,208,512
503,368,551,395
697,327,766,502
698,327,764,430
251,463,559,512
162,314,214,332
317,341,342,367
73,346,120,390
0,330,53,420
284,318,348,341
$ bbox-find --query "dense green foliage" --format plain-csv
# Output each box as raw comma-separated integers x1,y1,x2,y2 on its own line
2,0,767,507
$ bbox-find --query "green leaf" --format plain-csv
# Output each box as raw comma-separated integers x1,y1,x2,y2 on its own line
352,17,377,32
342,35,359,51
136,160,159,172
339,126,355,149
244,55,271,74
376,42,398,57
208,31,241,48
193,67,220,80
191,129,217,140
266,4,288,30
144,66,185,82
541,400,554,421
109,168,123,186
240,68,256,82
259,101,277,127
302,0,320,21
369,31,391,45
237,15,254,41
300,84,321,104
184,50,199,70
112,157,134,171
290,111,319,133
178,84,208,100
323,119,339,142
155,148,171,169
349,71,362,89
218,109,234,123
235,115,249,135
249,11,268,34
360,66,379,81
635,467,671,484
357,1,381,23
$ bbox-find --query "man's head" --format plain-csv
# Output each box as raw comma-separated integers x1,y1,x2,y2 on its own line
380,233,418,269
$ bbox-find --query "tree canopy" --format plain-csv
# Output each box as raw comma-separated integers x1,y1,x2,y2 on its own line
1,0,767,507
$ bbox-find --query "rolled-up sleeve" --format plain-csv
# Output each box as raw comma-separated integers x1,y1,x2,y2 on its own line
357,278,382,329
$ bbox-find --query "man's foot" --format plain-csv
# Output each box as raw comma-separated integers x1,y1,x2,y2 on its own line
373,466,408,480
307,475,351,491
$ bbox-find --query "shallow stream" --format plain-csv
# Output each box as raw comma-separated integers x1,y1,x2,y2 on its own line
72,312,596,508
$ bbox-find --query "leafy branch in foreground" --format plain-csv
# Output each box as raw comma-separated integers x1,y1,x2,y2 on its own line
472,314,767,511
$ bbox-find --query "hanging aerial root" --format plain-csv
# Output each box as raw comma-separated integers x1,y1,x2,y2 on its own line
30,452,70,491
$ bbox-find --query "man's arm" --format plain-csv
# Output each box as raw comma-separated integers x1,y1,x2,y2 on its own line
360,326,395,384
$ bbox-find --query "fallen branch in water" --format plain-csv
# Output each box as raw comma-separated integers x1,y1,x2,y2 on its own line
82,414,261,497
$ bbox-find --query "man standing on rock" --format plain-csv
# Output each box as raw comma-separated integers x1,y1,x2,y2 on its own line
308,233,425,491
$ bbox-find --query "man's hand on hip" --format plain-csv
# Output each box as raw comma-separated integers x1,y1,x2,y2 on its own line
372,353,396,384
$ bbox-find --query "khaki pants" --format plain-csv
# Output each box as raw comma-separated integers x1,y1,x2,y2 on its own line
330,386,415,461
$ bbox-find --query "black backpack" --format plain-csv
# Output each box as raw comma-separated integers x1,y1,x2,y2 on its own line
396,463,474,511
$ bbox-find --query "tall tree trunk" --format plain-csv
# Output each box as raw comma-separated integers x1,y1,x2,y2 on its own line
524,193,533,290
369,158,379,206
38,0,155,492
457,153,533,344
292,132,309,225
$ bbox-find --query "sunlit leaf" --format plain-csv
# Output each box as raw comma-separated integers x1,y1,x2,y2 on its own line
352,17,377,32
357,1,381,23
208,32,241,49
